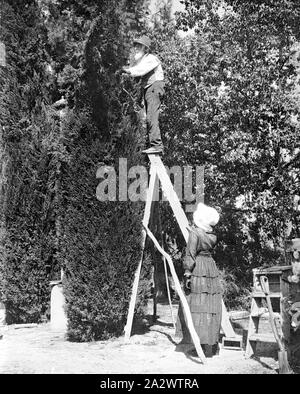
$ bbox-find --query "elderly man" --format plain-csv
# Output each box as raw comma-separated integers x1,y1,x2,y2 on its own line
123,35,165,154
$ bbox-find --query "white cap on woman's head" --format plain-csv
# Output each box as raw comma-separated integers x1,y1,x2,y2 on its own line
193,202,220,229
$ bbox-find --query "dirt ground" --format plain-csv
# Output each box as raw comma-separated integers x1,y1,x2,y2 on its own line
0,301,281,374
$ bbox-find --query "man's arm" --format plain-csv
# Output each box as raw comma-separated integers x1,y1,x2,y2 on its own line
124,54,160,77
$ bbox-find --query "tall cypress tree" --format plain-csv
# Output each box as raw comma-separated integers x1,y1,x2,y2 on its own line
43,0,153,341
0,0,58,323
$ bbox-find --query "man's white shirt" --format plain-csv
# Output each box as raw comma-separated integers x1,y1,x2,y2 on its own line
126,54,164,88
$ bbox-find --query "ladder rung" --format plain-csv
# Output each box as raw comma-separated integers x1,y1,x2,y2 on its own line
248,333,277,343
251,312,281,319
251,291,281,298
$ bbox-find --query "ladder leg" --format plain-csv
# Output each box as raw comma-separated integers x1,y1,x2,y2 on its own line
221,300,237,338
150,201,159,322
149,155,189,241
124,233,146,341
245,298,258,358
153,257,157,322
144,225,206,363
157,202,175,328
163,255,175,329
124,167,158,341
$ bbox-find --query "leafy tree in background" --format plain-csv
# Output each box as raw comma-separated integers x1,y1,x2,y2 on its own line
155,0,300,306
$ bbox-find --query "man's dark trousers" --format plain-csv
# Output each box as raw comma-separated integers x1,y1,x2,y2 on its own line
144,80,165,149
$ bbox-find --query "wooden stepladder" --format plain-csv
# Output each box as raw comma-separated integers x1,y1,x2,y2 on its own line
124,154,236,363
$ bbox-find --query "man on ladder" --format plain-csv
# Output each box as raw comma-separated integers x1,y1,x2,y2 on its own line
122,35,165,155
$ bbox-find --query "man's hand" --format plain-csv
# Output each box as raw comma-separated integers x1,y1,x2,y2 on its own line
122,66,130,74
115,67,130,77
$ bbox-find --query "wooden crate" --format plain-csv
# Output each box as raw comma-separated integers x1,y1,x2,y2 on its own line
256,315,282,336
252,266,292,298
246,265,292,358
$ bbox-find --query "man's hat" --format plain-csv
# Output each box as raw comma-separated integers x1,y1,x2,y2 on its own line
133,35,151,49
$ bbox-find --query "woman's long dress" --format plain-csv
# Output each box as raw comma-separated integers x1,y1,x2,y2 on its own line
176,226,222,347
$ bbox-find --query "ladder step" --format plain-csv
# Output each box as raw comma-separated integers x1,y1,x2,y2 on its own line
251,291,281,298
248,333,277,343
222,335,243,350
251,311,281,319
